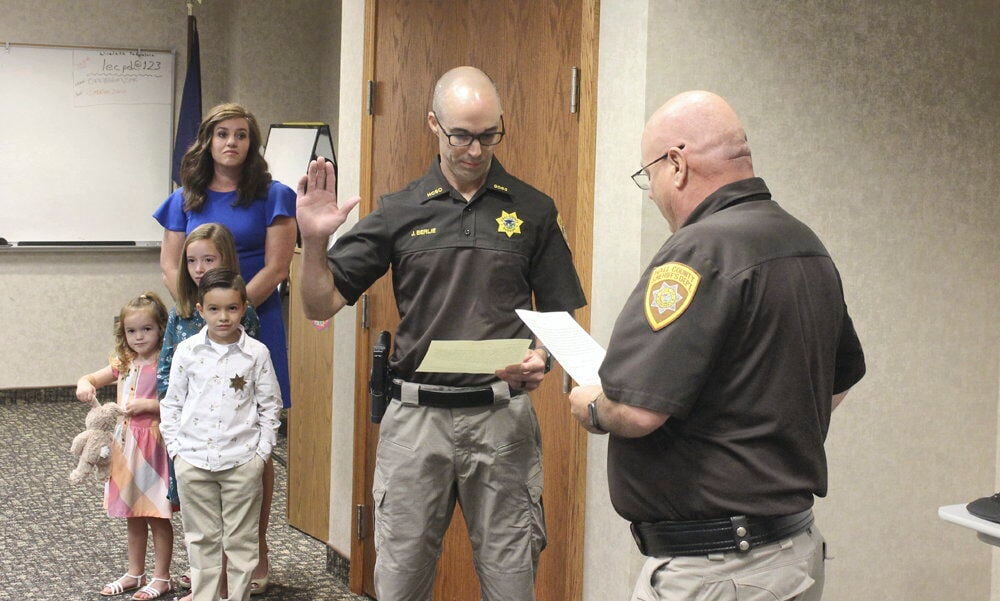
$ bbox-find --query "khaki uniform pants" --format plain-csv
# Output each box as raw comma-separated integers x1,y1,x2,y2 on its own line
630,526,825,601
373,382,546,601
175,455,265,601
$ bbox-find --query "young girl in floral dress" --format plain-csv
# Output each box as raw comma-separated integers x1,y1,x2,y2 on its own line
76,292,174,600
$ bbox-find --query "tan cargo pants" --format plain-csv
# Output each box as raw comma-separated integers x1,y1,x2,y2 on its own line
630,525,825,601
373,381,546,601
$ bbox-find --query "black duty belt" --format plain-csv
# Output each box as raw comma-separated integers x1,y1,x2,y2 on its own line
630,509,814,557
390,382,496,408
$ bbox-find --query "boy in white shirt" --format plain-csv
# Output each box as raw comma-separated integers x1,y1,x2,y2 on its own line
161,267,281,601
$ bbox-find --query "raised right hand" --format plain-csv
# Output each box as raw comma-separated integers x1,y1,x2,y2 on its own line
295,158,361,242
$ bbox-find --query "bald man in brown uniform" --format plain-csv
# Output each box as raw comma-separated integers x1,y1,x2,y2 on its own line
297,67,585,601
569,91,865,600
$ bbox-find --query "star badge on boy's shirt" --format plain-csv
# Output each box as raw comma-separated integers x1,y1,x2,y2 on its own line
230,374,247,392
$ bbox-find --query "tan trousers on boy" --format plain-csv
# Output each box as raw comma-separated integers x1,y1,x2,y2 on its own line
175,455,265,601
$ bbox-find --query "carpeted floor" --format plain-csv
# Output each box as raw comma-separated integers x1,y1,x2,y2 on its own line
0,393,368,601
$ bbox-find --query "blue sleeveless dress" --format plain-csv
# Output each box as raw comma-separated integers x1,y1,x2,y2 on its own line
153,181,296,408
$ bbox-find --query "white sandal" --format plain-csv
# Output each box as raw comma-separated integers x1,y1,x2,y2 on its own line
100,573,145,596
131,577,174,600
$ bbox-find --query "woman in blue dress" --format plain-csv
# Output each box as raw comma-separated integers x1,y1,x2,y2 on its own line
154,102,295,596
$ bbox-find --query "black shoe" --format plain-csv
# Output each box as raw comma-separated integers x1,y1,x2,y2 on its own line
967,494,1000,523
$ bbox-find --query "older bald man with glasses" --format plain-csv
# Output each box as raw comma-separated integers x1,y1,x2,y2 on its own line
568,91,865,600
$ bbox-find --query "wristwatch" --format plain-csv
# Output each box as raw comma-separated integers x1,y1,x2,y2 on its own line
538,346,553,373
588,396,606,433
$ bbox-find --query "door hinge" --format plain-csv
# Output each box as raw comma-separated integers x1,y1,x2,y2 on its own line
360,293,370,329
569,66,580,114
367,80,376,115
355,504,367,540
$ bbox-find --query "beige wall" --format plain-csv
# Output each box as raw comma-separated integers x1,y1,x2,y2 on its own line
0,0,340,389
583,0,651,598
327,0,366,559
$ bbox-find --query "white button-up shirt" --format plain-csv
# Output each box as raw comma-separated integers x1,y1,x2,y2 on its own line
160,327,281,472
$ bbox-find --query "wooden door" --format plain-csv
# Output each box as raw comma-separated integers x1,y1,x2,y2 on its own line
350,1,599,599
287,250,333,541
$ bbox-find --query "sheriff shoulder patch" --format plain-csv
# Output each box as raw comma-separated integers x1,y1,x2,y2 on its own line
644,262,700,331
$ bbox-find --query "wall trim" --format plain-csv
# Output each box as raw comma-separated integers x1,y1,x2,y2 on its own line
0,386,115,404
326,545,351,584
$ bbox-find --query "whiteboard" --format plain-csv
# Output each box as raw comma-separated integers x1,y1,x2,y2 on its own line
263,124,336,192
0,44,174,244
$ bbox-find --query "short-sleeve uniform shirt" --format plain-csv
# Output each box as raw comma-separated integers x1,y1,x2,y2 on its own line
328,159,587,387
600,178,865,523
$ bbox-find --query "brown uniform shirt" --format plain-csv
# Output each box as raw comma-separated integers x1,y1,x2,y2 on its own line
600,178,865,523
328,159,587,387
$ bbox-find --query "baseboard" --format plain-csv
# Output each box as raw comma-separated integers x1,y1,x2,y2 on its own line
0,385,115,404
326,546,351,584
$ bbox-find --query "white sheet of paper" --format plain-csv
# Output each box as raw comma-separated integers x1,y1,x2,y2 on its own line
515,309,606,386
415,339,532,374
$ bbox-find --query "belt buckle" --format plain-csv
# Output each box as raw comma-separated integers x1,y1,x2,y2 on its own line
630,523,647,555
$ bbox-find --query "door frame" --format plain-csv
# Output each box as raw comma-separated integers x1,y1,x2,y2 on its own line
348,1,600,598
348,0,380,594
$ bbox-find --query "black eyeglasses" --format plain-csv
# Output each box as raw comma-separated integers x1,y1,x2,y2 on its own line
433,112,505,147
631,144,685,190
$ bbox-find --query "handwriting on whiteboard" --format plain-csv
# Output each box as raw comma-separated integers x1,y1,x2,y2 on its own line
73,50,170,107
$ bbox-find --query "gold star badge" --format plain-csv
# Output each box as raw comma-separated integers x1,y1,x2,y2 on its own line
496,210,524,238
230,374,247,392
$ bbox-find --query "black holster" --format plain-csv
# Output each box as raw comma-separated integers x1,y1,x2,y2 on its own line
369,331,392,423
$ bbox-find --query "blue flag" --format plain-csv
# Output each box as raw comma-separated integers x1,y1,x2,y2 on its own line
172,14,202,186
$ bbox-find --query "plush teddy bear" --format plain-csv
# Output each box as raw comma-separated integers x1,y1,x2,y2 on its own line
69,401,123,484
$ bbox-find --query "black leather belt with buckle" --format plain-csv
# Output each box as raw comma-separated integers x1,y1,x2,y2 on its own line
390,382,495,408
630,509,814,556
